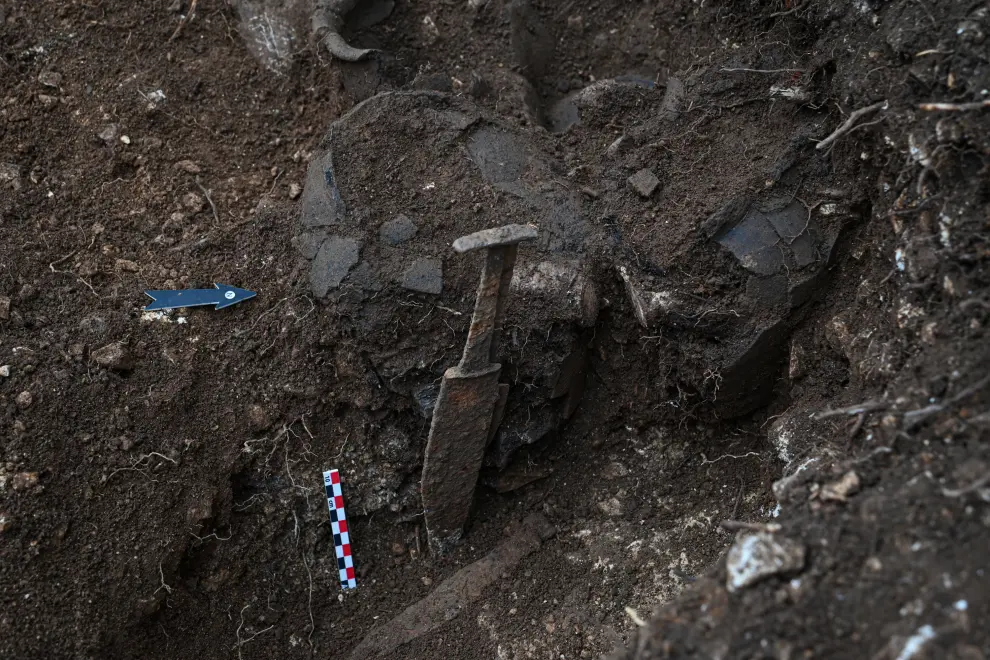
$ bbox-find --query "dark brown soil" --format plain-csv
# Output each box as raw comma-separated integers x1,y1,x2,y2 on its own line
2,1,989,659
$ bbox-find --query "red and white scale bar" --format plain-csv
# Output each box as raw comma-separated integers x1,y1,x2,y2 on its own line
323,469,357,589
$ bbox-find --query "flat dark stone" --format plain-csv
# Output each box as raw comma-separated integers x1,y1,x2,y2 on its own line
293,231,327,260
717,211,783,276
379,215,418,245
400,258,443,295
311,237,361,297
300,151,346,228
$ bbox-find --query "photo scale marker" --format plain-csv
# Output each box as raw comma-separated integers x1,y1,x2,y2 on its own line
323,469,357,590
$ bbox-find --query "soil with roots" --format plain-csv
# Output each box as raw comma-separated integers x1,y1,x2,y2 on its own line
1,1,989,658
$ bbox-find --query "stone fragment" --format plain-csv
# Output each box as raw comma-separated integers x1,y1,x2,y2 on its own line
379,215,418,245
0,365,10,377
310,237,361,297
400,259,443,295
628,168,660,198
15,391,33,409
91,342,132,371
288,183,302,200
726,531,806,592
98,124,119,143
413,384,440,419
819,471,860,503
0,295,10,320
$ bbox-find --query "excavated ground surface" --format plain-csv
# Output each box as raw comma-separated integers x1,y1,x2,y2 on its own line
2,0,989,658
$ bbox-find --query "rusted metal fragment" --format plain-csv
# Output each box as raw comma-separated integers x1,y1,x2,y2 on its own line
421,363,502,553
452,224,538,254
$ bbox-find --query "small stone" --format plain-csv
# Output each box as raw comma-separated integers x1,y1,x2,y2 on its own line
421,576,433,587
15,391,33,409
628,168,660,198
413,383,440,419
0,365,10,377
0,513,12,533
12,472,39,491
98,124,119,143
726,531,805,592
247,405,271,432
38,71,62,88
174,160,201,174
819,471,860,503
400,259,443,295
288,183,302,200
91,342,132,371
391,541,407,556
379,215,418,245
115,259,140,273
120,436,135,451
182,192,205,212
0,296,10,320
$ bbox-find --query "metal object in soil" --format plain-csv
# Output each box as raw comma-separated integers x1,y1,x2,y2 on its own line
421,224,537,554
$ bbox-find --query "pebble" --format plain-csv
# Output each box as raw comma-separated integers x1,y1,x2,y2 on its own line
288,183,302,200
379,214,418,245
0,512,11,533
0,296,9,320
0,365,10,377
38,71,62,88
91,342,132,371
400,259,443,295
174,160,201,174
391,541,408,556
628,168,660,198
726,531,806,592
12,472,39,491
819,471,860,503
15,391,33,409
98,124,119,143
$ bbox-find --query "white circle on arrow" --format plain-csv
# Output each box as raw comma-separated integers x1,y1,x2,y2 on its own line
224,291,236,299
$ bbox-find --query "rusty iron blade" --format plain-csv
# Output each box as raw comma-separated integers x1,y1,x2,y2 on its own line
422,363,502,554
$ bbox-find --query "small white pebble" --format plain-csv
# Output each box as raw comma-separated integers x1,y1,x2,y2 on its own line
120,135,131,145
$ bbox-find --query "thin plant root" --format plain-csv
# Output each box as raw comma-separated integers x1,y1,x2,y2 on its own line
313,0,376,62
